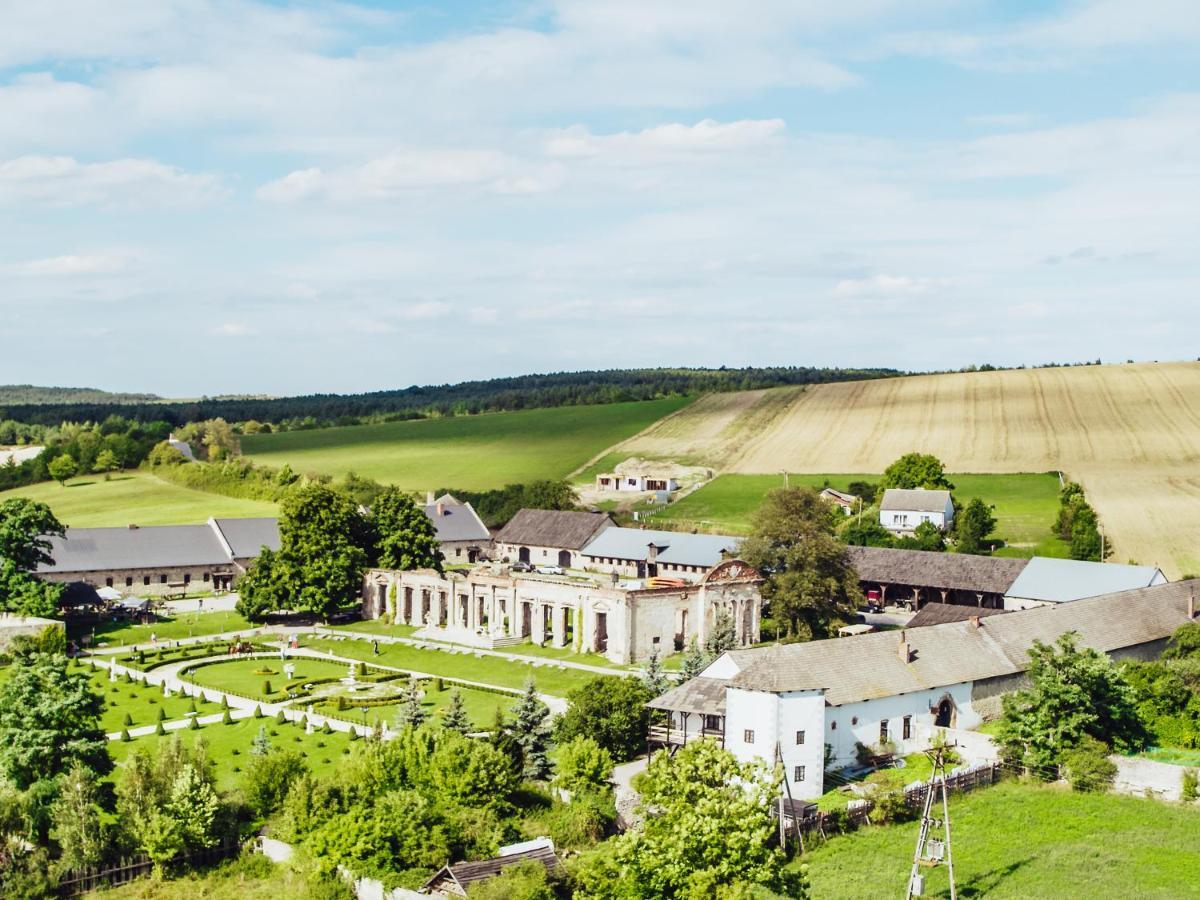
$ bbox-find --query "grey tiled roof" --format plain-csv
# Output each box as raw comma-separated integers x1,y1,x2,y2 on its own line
1004,556,1165,603
423,845,559,891
582,526,740,568
211,517,280,558
646,676,728,715
906,603,1008,629
723,579,1198,704
494,509,613,550
39,524,230,573
422,499,491,543
880,488,952,512
846,546,1028,594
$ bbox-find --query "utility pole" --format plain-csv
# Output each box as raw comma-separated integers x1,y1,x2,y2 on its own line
905,742,957,900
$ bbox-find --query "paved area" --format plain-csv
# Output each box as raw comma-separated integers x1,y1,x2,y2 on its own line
613,755,649,832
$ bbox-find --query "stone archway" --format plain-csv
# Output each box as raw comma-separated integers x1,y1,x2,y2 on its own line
934,694,957,728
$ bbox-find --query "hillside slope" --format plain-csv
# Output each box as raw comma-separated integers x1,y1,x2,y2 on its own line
613,363,1200,576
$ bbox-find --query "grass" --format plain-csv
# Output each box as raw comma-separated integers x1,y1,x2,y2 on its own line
800,779,1200,898
86,854,329,899
240,396,693,490
300,635,609,697
0,471,277,527
817,753,937,812
323,619,419,639
311,680,512,729
73,611,257,648
107,714,356,792
653,472,1070,557
496,641,631,670
184,657,358,700
87,665,221,732
1139,746,1200,767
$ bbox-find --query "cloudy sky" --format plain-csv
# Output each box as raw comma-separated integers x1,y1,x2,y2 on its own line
2,0,1198,396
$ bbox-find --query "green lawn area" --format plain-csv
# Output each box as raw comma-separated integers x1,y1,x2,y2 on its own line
323,619,419,639
75,610,257,648
489,641,630,670
87,665,222,732
87,855,329,899
107,715,356,792
240,397,693,490
655,472,1070,557
1139,746,1200,767
817,753,937,812
184,657,358,700
801,780,1200,898
0,471,277,528
300,635,608,697
310,680,513,730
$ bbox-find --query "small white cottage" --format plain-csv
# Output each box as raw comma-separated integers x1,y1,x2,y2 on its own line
879,488,954,535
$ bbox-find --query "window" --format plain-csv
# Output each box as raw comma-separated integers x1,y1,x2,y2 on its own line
105,577,113,587
796,730,806,745
744,729,755,744
184,573,191,584
652,635,661,645
160,574,167,584
880,720,889,743
831,721,837,731
456,548,462,557
903,716,912,740
794,766,806,783
851,716,858,726
125,576,133,587
542,549,548,558
143,575,151,586
203,572,210,582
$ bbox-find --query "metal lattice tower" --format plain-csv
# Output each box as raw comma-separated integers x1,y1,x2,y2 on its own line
905,743,957,899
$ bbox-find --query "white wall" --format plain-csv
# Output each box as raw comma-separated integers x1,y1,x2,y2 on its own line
880,508,948,534
722,688,829,800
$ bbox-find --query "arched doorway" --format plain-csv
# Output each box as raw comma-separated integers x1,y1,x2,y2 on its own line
935,696,955,728
518,547,531,564
557,549,571,568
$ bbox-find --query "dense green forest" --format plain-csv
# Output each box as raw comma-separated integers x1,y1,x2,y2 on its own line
0,384,161,406
0,366,900,429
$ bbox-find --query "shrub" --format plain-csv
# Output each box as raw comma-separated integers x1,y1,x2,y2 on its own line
433,677,444,693
254,705,264,718
123,712,133,727
222,695,230,709
156,722,166,736
1183,769,1198,803
262,680,273,696
120,729,131,742
322,721,332,735
1064,737,1117,792
336,696,348,712
349,729,359,742
554,737,614,795
276,710,286,724
223,710,234,725
189,716,200,731
356,662,367,678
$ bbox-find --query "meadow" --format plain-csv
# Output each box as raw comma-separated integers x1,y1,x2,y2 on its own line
76,610,257,648
241,396,692,490
0,472,277,527
800,780,1200,898
310,679,513,730
617,363,1200,576
655,472,1069,556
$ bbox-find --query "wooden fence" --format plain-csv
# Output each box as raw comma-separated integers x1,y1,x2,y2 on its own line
57,840,242,897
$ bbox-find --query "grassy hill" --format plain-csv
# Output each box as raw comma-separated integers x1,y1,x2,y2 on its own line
241,396,692,490
801,780,1200,898
0,472,277,527
611,363,1200,576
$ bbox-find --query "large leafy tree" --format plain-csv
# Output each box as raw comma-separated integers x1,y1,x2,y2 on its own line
0,498,64,571
739,486,860,641
572,740,807,899
880,452,954,491
372,487,442,571
555,676,653,763
996,632,1147,778
955,498,997,554
0,650,109,788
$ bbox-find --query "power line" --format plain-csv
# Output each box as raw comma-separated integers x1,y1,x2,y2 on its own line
905,742,957,900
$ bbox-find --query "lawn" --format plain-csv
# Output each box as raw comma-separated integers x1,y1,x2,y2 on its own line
107,715,357,792
323,619,419,639
800,780,1200,898
497,641,631,670
87,665,222,733
239,396,693,490
310,680,514,730
299,635,609,697
74,610,258,648
653,472,1070,557
183,656,360,700
0,472,277,527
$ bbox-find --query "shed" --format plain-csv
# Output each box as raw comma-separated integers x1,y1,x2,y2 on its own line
1003,557,1168,610
420,837,559,896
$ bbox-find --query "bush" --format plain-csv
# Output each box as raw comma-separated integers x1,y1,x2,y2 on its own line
120,729,131,742
525,794,615,850
123,712,133,727
156,721,166,736
276,710,287,724
554,737,614,795
1064,737,1117,792
254,705,264,718
322,721,332,735
336,696,348,711
189,716,201,731
1183,769,1198,803
223,710,234,725
262,680,273,696
433,677,444,693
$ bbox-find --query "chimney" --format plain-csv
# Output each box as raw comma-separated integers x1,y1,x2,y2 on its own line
426,491,435,506
897,630,911,664
968,615,981,629
436,501,445,518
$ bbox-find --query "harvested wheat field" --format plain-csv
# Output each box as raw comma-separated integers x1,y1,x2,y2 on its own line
616,362,1200,577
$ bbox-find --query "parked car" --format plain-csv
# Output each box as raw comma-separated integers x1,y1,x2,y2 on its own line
536,565,565,575
510,561,533,572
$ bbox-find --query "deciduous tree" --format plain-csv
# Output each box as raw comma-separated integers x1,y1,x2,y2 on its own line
372,487,442,571
555,677,652,763
954,498,996,554
880,452,954,491
47,454,78,486
554,736,614,795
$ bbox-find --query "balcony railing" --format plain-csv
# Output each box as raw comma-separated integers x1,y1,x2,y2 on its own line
648,724,725,747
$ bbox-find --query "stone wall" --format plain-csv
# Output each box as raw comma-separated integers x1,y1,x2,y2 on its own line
0,614,63,651
41,566,233,596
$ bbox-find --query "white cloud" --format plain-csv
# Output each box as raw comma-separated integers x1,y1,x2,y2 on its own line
546,118,785,160
10,253,128,276
834,275,951,297
0,155,224,207
212,322,254,337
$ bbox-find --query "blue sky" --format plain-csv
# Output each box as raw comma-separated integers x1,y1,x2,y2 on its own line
2,0,1198,396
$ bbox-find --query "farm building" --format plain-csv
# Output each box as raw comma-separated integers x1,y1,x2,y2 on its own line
819,487,859,515
362,557,764,664
580,526,742,581
1002,556,1167,610
596,470,679,493
493,509,614,569
423,492,492,563
648,578,1200,800
847,546,1027,610
879,488,954,535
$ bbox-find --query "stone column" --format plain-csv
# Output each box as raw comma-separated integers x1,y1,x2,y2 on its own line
532,603,546,644
552,605,566,647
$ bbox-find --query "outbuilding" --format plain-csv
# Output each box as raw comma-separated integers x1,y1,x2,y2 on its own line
879,488,954,535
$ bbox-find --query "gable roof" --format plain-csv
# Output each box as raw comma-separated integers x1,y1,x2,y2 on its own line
210,517,280,559
717,579,1197,704
494,509,613,550
38,524,231,574
820,488,858,504
422,498,491,543
646,676,728,715
582,526,741,568
880,488,952,513
846,545,1028,595
1004,556,1167,604
421,842,559,893
906,603,1008,629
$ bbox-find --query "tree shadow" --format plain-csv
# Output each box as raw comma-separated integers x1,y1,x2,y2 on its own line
956,856,1034,897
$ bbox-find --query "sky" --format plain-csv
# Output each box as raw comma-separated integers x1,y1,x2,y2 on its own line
1,0,1198,397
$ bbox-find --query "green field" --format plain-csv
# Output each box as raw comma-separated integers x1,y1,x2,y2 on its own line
0,472,278,527
183,657,360,699
107,715,356,791
89,666,222,733
240,397,692,490
801,780,1200,898
311,680,512,730
301,635,606,697
654,472,1069,557
77,610,257,648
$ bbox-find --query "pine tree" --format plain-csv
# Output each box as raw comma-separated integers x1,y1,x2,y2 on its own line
123,712,133,727
704,610,737,656
512,676,552,781
188,716,200,730
156,707,166,722
222,709,233,725
441,689,471,734
252,725,272,756
642,648,671,697
120,729,131,742
680,636,710,681
393,681,427,730
253,705,264,719
156,721,166,736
